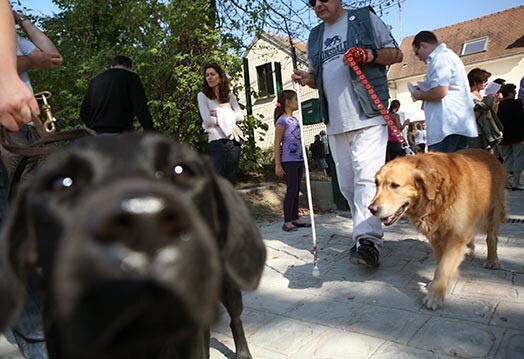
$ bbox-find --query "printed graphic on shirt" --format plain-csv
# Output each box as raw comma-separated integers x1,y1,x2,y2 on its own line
287,125,303,159
321,35,349,65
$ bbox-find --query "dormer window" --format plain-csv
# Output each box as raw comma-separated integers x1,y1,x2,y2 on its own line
461,37,488,56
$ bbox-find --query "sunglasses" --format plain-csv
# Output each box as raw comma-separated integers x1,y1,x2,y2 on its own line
308,0,329,7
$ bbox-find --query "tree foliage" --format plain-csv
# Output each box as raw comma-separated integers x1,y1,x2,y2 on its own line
29,0,244,152
21,0,401,172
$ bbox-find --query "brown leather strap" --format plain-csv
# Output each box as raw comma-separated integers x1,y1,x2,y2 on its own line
1,112,95,157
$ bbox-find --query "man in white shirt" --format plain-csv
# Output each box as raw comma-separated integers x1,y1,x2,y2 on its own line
410,31,477,152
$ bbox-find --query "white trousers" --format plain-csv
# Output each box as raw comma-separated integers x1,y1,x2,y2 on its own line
328,125,387,248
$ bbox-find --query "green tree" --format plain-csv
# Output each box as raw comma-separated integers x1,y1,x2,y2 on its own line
23,0,400,172
29,0,253,155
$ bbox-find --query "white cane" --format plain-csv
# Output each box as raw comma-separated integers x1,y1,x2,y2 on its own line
292,48,320,278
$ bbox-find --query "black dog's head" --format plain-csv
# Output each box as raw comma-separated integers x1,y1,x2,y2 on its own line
0,133,266,357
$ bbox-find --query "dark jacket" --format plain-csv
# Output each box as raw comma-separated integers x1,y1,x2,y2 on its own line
309,139,325,159
80,68,154,133
498,98,524,145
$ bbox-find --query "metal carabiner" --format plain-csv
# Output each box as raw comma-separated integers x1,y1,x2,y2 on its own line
35,91,56,133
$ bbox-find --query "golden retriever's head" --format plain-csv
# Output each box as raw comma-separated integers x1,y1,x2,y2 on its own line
369,156,444,226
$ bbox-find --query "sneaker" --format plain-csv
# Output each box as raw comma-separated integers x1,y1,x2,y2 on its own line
350,239,380,268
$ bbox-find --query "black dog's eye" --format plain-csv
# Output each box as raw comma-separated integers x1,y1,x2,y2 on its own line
171,164,194,183
390,182,400,189
49,176,74,191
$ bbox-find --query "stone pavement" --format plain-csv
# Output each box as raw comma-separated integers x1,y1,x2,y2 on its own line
209,189,524,359
1,191,523,359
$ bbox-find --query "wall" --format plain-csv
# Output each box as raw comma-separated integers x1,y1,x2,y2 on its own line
238,36,324,151
389,54,524,119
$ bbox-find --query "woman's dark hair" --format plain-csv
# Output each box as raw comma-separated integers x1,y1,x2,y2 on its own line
500,83,517,98
202,63,230,103
389,99,400,112
273,90,297,124
467,68,491,88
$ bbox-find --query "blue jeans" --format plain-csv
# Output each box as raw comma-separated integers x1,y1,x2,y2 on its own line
428,134,469,153
208,139,241,184
4,271,48,359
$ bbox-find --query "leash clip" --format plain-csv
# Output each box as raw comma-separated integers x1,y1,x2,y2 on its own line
35,91,56,133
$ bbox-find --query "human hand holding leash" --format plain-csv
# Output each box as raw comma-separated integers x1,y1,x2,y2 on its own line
0,3,40,131
0,77,39,131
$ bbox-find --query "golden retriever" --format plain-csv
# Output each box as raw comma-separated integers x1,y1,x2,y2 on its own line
368,149,506,310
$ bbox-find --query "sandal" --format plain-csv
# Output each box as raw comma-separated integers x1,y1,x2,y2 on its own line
292,221,311,228
282,224,298,232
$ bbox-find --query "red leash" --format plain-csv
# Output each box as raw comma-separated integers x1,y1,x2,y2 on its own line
344,48,414,156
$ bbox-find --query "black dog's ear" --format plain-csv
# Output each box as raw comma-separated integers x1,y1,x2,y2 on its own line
0,187,33,331
215,177,266,291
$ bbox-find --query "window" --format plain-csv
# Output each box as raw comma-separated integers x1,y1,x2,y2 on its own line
461,37,488,56
256,63,275,96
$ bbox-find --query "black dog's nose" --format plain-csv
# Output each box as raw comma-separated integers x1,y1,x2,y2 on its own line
91,196,179,245
368,204,378,215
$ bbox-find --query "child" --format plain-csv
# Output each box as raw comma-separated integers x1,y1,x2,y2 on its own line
274,90,311,232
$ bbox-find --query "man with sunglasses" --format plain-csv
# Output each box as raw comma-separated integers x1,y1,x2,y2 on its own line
293,0,402,268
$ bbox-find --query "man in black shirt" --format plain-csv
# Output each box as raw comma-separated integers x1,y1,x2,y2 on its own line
80,56,154,134
309,134,328,175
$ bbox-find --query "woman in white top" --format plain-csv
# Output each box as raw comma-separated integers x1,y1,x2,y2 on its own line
414,122,426,153
197,63,243,184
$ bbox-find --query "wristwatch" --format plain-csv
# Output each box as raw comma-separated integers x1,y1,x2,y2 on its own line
370,49,378,63
17,15,29,25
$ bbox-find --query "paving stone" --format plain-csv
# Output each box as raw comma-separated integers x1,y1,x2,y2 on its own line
371,341,455,358
289,327,384,359
494,330,524,359
408,317,504,358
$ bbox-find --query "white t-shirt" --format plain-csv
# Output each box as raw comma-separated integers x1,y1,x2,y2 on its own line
197,92,244,142
17,35,37,92
320,11,397,135
415,129,426,145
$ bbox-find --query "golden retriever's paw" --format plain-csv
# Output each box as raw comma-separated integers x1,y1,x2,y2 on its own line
483,260,500,270
422,292,444,310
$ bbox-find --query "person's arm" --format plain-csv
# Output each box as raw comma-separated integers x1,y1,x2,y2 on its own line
412,86,448,103
400,118,410,130
392,113,403,130
197,92,218,128
130,74,154,130
229,93,244,123
0,2,39,130
364,48,403,66
14,11,62,72
274,123,285,178
292,69,317,89
366,11,403,66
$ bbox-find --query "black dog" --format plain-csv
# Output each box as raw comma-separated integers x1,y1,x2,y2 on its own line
0,133,266,359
